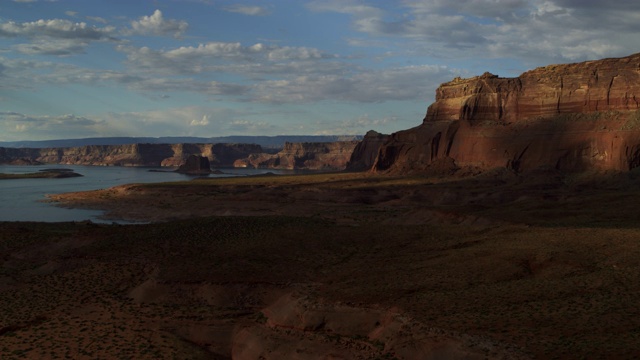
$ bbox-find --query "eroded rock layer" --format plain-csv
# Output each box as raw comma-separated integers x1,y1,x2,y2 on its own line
0,143,262,167
374,53,640,173
346,130,390,171
234,141,359,170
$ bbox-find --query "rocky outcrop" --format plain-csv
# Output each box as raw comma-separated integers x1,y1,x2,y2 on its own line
0,143,262,168
176,155,212,175
346,130,389,171
235,141,359,170
374,53,640,174
232,292,527,360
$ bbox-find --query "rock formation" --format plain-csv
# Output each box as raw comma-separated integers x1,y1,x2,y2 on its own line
0,143,262,168
176,155,212,175
234,141,359,170
346,130,389,171
374,53,640,174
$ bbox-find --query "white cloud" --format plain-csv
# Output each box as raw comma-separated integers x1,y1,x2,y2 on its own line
0,112,110,139
224,5,271,16
252,64,455,104
0,18,115,40
310,0,640,63
190,115,210,126
0,17,116,57
118,42,335,75
226,119,275,133
130,9,188,38
313,114,397,135
97,106,280,137
86,16,108,24
307,1,383,18
0,55,252,99
13,39,88,56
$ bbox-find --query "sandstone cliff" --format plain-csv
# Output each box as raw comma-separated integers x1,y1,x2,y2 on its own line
0,143,262,167
176,155,212,175
234,141,359,170
374,53,640,174
346,130,389,171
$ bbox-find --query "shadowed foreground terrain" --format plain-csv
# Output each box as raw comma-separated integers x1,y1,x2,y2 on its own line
3,171,640,358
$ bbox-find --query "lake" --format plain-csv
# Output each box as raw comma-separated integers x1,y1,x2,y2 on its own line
0,165,283,223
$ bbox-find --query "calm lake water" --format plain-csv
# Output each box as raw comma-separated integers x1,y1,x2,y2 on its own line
0,165,282,223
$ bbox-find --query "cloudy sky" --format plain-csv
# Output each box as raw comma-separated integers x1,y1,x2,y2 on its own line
1,0,639,141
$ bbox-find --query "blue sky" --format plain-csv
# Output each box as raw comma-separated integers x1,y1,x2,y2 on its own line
2,0,640,141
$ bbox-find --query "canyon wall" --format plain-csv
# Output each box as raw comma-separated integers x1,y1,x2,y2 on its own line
345,130,390,171
374,53,640,174
0,143,262,167
234,141,360,170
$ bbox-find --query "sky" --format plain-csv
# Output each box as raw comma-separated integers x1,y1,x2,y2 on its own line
1,1,640,141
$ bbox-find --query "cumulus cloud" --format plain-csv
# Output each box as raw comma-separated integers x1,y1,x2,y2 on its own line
0,18,115,40
0,112,110,139
13,39,89,56
313,114,397,135
86,16,108,24
0,17,116,57
190,115,210,126
130,9,188,38
224,5,271,16
252,64,455,103
310,0,640,63
117,42,336,75
0,55,252,98
98,106,281,137
226,119,276,133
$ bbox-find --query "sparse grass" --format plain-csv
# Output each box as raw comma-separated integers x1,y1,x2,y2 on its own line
7,170,640,358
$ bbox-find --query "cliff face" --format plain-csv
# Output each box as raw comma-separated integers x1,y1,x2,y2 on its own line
374,53,640,174
346,130,389,171
176,155,212,174
235,141,359,170
0,143,262,167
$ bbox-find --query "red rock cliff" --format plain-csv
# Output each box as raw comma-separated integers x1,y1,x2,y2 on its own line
374,53,640,173
346,130,389,171
0,143,262,167
234,141,359,170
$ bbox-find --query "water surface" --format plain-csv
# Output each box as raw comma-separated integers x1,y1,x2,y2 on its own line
0,165,280,223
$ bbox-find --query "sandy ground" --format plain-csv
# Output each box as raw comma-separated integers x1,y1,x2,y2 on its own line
3,170,640,358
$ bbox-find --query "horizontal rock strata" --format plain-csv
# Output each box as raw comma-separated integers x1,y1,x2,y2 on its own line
374,53,640,173
234,141,359,170
0,143,262,167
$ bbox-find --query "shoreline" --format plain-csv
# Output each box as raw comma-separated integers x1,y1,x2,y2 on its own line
15,170,640,358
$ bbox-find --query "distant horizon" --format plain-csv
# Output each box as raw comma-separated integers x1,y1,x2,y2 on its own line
0,134,365,149
0,133,365,142
3,1,640,141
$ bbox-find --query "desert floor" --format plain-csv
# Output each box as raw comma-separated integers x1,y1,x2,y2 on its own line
3,170,640,359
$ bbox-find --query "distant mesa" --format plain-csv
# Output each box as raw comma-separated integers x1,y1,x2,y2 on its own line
9,158,42,165
0,135,363,150
0,140,369,171
234,141,361,171
176,155,212,175
373,52,640,175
